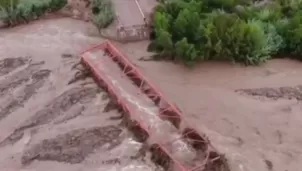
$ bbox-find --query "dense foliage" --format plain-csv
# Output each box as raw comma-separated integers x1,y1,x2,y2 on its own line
0,0,19,8
0,0,67,26
91,0,115,31
150,0,302,65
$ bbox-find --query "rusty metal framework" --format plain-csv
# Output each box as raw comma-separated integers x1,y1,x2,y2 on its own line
80,40,226,171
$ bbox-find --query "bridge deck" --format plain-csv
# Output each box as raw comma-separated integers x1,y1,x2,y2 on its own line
111,0,145,26
81,41,224,171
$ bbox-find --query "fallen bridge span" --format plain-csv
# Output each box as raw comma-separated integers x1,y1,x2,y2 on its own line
80,40,229,171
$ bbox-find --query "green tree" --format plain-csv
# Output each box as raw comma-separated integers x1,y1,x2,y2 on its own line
175,37,198,63
282,11,302,58
173,8,201,43
150,0,302,65
92,7,114,32
0,0,19,8
153,11,171,34
0,0,67,27
91,0,115,31
155,28,173,57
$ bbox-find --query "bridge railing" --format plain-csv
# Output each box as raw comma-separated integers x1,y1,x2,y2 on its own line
114,0,150,42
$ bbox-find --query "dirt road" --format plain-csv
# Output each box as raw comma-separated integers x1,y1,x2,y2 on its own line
0,18,161,171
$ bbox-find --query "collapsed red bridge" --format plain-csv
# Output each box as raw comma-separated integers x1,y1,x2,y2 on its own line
80,40,228,171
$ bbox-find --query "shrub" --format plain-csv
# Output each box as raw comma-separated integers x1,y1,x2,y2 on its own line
151,2,275,65
91,0,115,31
202,0,253,12
0,0,67,27
280,11,302,58
49,0,67,11
0,0,22,26
199,12,271,65
174,37,198,65
275,0,302,17
0,0,19,8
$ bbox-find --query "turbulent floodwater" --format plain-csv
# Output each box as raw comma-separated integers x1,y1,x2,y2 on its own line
0,18,161,171
1,17,302,171
118,41,302,171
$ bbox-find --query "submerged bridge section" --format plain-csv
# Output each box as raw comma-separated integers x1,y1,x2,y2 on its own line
81,40,228,171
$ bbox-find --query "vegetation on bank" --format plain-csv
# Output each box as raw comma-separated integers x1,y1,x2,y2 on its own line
91,0,115,32
0,0,18,8
150,0,302,65
0,0,66,26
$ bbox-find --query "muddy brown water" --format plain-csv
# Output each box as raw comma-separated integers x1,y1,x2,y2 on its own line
0,18,161,171
0,18,302,171
0,57,30,77
83,48,209,170
118,41,302,171
21,126,122,165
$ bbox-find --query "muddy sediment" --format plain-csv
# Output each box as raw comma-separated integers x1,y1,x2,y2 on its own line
0,61,45,95
0,55,161,171
53,105,86,124
236,85,302,100
0,18,166,171
0,57,30,77
21,126,122,165
19,86,101,129
0,86,102,146
0,69,51,120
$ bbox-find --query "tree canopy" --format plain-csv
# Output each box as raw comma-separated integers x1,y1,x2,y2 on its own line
150,0,302,65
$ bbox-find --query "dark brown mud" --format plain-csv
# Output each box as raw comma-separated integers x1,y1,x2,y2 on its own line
19,87,101,130
0,57,30,76
0,86,102,146
21,126,122,165
67,61,92,85
236,85,302,100
0,61,45,95
53,106,86,124
0,18,162,171
0,69,51,120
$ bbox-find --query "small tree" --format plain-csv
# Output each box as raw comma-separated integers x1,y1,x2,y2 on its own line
0,0,21,26
155,28,173,57
91,0,115,31
173,8,201,43
175,37,198,63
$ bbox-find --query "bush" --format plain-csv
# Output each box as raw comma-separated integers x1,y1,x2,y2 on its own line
91,0,115,31
49,0,67,11
0,0,19,8
0,0,67,27
275,0,302,17
280,11,302,59
150,0,302,65
0,0,22,26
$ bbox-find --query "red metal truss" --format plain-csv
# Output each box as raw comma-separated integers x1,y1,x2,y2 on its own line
80,40,224,171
